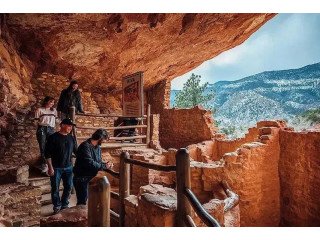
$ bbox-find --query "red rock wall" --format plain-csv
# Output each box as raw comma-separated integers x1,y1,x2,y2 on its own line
160,106,217,149
279,130,320,226
0,22,35,159
0,183,42,226
5,14,275,93
187,122,283,226
213,127,259,160
147,80,171,115
223,128,281,227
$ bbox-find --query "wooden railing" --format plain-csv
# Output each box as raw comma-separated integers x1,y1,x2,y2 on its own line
88,175,111,227
118,151,177,226
176,149,220,227
69,104,151,147
88,148,224,227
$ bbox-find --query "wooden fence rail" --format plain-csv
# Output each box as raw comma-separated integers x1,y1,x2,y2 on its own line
69,104,151,146
87,148,222,227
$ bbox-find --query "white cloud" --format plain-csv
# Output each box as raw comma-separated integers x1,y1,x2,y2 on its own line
171,13,320,89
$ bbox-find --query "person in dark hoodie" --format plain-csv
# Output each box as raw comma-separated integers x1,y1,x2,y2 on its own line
57,80,84,119
73,129,113,205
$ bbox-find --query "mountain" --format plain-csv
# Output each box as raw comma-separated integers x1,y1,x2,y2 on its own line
170,62,320,128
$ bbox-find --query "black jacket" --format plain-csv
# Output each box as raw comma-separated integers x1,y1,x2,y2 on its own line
73,139,107,177
45,132,77,168
57,88,84,114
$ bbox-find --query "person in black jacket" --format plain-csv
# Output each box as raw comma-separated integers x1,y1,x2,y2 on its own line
73,129,113,205
45,118,77,214
57,80,84,119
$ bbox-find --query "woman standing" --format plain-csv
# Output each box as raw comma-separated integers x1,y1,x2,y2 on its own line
35,96,58,173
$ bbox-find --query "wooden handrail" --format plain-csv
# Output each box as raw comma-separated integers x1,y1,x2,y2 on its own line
110,135,146,140
104,168,120,178
111,191,120,200
110,210,120,220
76,112,147,118
124,158,176,172
175,148,220,227
113,149,220,227
184,188,220,227
76,125,147,130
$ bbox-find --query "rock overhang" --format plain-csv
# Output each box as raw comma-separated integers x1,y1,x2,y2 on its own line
5,13,276,93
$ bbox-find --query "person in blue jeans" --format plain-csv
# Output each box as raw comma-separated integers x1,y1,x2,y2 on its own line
45,118,77,214
73,129,113,205
34,96,58,173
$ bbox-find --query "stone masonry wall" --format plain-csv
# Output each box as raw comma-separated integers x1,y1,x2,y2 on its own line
160,106,217,149
147,79,171,115
146,79,217,150
185,120,283,226
279,130,320,226
0,183,41,226
2,72,104,167
213,127,259,161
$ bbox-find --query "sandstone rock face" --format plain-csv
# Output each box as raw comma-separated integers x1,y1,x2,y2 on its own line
0,183,41,226
0,164,29,185
279,130,320,226
40,205,88,227
0,23,35,157
5,14,274,92
137,184,177,227
1,13,274,166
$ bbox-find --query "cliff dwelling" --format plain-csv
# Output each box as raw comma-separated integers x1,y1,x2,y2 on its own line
0,13,319,227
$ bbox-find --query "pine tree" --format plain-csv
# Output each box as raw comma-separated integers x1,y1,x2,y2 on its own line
301,108,320,124
174,73,215,110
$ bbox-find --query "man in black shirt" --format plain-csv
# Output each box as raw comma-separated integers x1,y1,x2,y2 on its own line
73,129,113,205
45,118,77,214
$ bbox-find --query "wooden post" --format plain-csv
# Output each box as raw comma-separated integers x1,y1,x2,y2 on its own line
146,104,151,146
88,176,111,227
69,106,77,194
119,151,130,227
69,106,78,142
69,106,76,122
175,148,192,227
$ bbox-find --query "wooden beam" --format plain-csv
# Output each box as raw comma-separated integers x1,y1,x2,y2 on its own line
146,104,151,146
76,125,147,130
124,158,176,172
88,176,111,227
119,151,130,227
76,113,147,118
175,148,191,227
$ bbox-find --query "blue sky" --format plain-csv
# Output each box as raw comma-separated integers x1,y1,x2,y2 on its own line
171,13,320,90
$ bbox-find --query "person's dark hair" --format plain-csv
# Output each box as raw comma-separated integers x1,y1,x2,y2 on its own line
92,129,109,141
41,96,55,108
67,80,78,91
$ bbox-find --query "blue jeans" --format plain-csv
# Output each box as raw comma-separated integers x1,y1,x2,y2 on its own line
73,176,93,205
50,166,73,210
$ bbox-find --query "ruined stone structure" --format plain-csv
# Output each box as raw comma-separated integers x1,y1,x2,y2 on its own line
1,14,320,227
